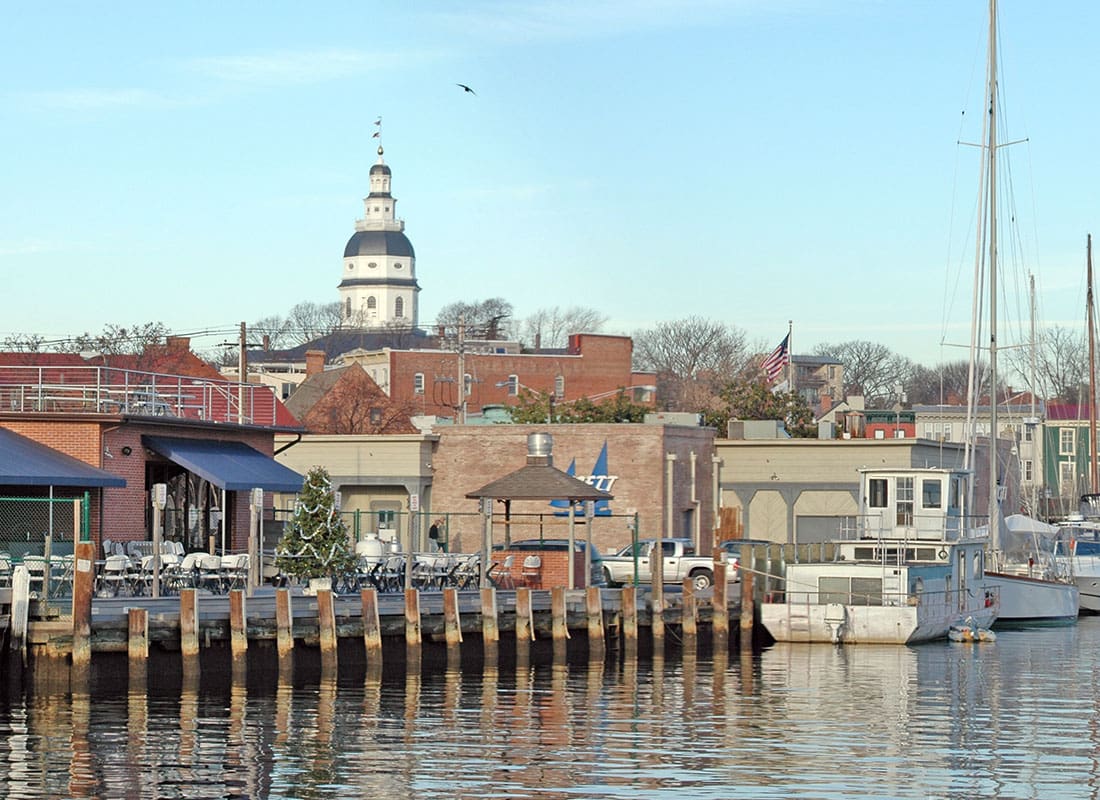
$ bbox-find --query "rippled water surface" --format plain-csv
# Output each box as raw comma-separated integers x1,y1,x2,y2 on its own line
2,622,1100,799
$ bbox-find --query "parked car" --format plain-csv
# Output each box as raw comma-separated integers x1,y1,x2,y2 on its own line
718,538,774,579
601,537,721,591
495,538,606,587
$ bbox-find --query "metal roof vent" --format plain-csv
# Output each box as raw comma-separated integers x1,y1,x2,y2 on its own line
527,433,553,466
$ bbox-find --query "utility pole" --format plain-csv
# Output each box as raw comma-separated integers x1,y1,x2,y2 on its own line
457,315,467,424
238,321,247,424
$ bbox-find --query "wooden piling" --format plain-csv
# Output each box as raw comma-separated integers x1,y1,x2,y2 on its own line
404,588,421,648
681,577,697,639
712,561,728,646
551,586,569,643
9,566,29,667
275,588,293,660
621,586,638,657
361,589,382,658
229,589,247,660
515,587,534,642
127,607,148,661
71,541,94,667
586,587,605,660
317,589,338,658
740,557,755,651
179,589,199,658
480,587,499,647
443,587,462,648
515,587,533,666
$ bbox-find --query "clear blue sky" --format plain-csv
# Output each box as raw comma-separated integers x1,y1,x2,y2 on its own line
3,1,1099,365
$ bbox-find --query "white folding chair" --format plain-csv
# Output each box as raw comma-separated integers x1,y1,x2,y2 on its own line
521,555,542,586
197,553,224,593
22,555,48,598
99,554,133,596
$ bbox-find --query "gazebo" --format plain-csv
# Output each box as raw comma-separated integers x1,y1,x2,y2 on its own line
466,432,611,588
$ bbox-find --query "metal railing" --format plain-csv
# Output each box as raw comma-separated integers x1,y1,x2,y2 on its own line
0,364,281,425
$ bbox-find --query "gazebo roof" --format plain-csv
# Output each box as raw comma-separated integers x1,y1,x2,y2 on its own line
466,463,612,502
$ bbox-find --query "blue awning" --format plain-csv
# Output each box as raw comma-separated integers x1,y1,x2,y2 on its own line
0,427,126,487
143,436,304,493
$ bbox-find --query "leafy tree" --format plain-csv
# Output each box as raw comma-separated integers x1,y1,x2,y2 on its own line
703,379,816,437
275,466,356,583
436,298,514,340
519,306,608,349
632,317,751,410
506,388,650,424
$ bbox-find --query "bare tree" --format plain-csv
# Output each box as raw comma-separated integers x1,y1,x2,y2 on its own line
435,298,515,340
1003,325,1087,403
2,333,45,352
249,314,294,351
905,360,984,405
632,317,750,410
70,322,169,356
287,301,343,346
519,306,609,350
814,340,912,407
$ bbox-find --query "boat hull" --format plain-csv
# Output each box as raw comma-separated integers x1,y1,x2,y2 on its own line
1077,576,1100,614
985,571,1079,625
760,601,996,645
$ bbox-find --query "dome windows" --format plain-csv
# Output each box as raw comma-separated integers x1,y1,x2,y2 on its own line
347,262,354,271
366,296,377,310
394,262,403,270
368,262,378,269
395,297,405,318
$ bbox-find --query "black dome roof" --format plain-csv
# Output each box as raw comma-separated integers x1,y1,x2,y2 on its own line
370,163,392,175
344,230,415,259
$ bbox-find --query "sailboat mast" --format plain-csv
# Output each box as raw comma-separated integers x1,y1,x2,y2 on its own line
1088,234,1097,493
986,0,1001,552
1029,273,1039,516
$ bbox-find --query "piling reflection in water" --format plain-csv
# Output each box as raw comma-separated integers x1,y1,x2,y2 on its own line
4,626,1100,797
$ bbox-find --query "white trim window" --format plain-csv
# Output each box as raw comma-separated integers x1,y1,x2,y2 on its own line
1060,428,1076,456
413,373,425,395
506,374,518,396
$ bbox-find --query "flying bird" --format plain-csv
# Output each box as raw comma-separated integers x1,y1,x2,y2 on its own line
456,83,476,95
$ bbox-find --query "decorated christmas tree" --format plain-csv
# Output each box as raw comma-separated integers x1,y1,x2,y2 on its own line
276,466,356,583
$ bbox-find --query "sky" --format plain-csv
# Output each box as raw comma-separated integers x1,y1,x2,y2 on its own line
3,1,1100,367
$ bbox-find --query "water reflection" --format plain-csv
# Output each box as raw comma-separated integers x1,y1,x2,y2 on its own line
3,627,1100,798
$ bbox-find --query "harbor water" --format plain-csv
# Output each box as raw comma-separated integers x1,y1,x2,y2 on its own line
2,621,1099,799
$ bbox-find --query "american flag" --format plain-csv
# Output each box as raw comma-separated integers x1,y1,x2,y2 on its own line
761,334,790,382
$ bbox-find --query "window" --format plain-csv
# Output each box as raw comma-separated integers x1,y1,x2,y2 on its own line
394,262,403,270
869,478,888,509
944,423,953,441
413,373,425,394
1024,425,1034,443
554,375,565,398
896,477,914,526
368,262,378,269
1024,460,1033,482
463,373,472,397
344,298,351,317
395,297,404,318
1060,461,1076,495
506,374,518,396
347,262,354,271
367,296,377,310
924,423,934,438
1061,428,1076,455
370,408,382,425
922,479,942,509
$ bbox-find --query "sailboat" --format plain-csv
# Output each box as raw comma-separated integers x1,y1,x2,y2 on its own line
1052,235,1100,613
966,0,1078,625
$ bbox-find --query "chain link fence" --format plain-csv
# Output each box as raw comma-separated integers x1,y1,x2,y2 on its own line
0,493,90,600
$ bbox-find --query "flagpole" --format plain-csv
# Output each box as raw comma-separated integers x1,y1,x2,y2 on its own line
787,320,794,392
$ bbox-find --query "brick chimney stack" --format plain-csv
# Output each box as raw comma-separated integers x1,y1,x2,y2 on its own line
305,350,326,377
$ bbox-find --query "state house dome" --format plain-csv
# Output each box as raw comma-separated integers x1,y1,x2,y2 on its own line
343,230,415,259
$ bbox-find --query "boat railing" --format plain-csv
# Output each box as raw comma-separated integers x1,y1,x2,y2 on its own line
838,514,989,546
773,587,993,615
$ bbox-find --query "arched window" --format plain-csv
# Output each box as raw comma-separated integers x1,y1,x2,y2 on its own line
395,297,405,318
344,298,351,318
366,296,377,310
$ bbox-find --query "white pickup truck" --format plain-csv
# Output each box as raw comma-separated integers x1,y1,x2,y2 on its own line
601,537,722,591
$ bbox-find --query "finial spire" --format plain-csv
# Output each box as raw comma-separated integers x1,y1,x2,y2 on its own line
372,116,383,160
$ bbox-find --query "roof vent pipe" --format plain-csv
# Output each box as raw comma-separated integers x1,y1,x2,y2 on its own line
527,433,553,467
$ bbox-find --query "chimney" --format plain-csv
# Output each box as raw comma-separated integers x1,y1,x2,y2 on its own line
527,432,553,467
305,350,326,377
166,335,190,352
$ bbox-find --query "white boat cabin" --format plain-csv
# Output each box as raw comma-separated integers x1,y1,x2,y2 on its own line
854,467,976,543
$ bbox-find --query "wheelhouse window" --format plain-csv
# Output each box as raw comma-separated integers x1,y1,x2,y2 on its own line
896,477,914,526
868,478,888,508
922,479,942,509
